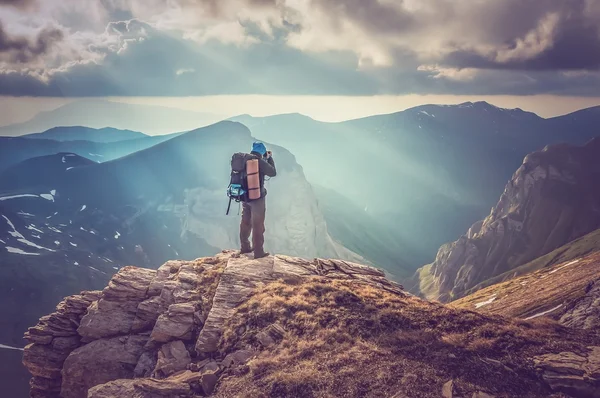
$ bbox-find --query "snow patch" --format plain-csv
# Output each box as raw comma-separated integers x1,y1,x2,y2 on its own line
26,225,44,234
114,231,120,239
2,215,54,251
7,247,39,255
0,239,4,244
0,194,38,201
88,153,104,157
475,294,497,309
549,259,580,274
0,343,24,351
17,211,34,217
419,110,435,118
62,156,66,163
89,266,106,274
80,205,87,212
70,242,77,247
40,193,54,202
50,189,56,196
48,226,62,233
66,167,74,171
524,305,563,320
31,234,41,239
74,262,79,266
54,241,60,246
112,267,119,270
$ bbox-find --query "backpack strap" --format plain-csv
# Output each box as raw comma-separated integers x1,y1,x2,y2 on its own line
226,195,232,215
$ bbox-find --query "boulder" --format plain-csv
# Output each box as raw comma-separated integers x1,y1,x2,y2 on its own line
153,341,191,377
150,303,198,343
60,335,148,398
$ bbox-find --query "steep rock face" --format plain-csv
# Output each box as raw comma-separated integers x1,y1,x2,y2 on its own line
23,251,402,398
418,138,600,302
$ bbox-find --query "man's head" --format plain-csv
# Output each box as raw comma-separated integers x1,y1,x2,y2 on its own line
252,141,267,156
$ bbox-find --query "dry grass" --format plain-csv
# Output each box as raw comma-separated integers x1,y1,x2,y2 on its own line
451,252,600,320
214,278,600,398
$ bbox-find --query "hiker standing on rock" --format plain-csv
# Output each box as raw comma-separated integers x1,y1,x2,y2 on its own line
228,142,276,259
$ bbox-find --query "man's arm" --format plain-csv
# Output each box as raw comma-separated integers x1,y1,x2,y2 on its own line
259,156,276,177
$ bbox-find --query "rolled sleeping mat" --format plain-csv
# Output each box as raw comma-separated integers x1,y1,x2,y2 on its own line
246,159,261,200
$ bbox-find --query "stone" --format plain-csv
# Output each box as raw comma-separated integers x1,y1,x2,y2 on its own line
135,351,158,378
534,346,600,398
60,335,148,398
150,303,197,343
201,370,218,396
222,349,256,367
154,340,191,377
255,323,285,348
442,380,454,398
88,379,136,398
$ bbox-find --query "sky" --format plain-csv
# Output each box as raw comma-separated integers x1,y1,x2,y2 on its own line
0,0,600,123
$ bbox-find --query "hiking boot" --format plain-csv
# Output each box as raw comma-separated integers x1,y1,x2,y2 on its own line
254,251,270,259
240,246,253,255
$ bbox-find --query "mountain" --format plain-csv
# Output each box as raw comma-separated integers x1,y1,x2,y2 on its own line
415,138,600,302
451,250,600,330
231,102,600,270
0,99,224,137
22,252,600,398
22,126,148,143
0,121,361,354
0,133,180,172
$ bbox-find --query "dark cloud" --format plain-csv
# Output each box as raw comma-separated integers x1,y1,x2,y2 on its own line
0,0,35,9
439,0,600,71
0,22,63,63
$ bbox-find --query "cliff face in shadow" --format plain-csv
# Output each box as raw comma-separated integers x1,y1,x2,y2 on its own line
417,138,600,302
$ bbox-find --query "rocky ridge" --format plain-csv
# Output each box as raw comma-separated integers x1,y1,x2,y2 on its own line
417,138,600,302
22,251,403,398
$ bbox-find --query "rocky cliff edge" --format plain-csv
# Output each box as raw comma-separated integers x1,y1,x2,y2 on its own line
23,251,600,398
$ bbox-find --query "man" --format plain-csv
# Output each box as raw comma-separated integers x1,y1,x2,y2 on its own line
240,141,276,259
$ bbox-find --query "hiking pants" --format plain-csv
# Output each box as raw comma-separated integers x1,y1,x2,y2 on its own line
240,196,266,256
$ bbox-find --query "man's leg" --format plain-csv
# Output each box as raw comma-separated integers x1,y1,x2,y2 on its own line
239,202,252,253
251,197,268,258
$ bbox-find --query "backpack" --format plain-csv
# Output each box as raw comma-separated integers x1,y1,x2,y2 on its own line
226,153,249,215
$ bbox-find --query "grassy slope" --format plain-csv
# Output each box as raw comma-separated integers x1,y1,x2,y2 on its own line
451,251,600,320
214,277,600,398
464,228,600,296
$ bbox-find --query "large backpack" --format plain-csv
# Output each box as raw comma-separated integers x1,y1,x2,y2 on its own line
226,153,249,215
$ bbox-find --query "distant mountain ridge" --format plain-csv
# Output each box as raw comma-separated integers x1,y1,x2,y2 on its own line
0,99,225,137
23,126,147,143
231,101,600,272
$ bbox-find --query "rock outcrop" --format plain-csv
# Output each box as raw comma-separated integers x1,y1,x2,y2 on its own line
22,251,402,398
534,347,600,398
560,279,600,330
417,138,600,302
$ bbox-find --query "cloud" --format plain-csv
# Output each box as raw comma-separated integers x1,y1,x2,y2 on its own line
1,0,600,96
0,22,63,63
0,0,35,9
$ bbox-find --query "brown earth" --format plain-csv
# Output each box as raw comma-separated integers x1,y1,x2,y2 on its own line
451,252,600,324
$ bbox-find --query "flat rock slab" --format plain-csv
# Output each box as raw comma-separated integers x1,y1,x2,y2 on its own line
195,254,403,354
195,256,275,353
